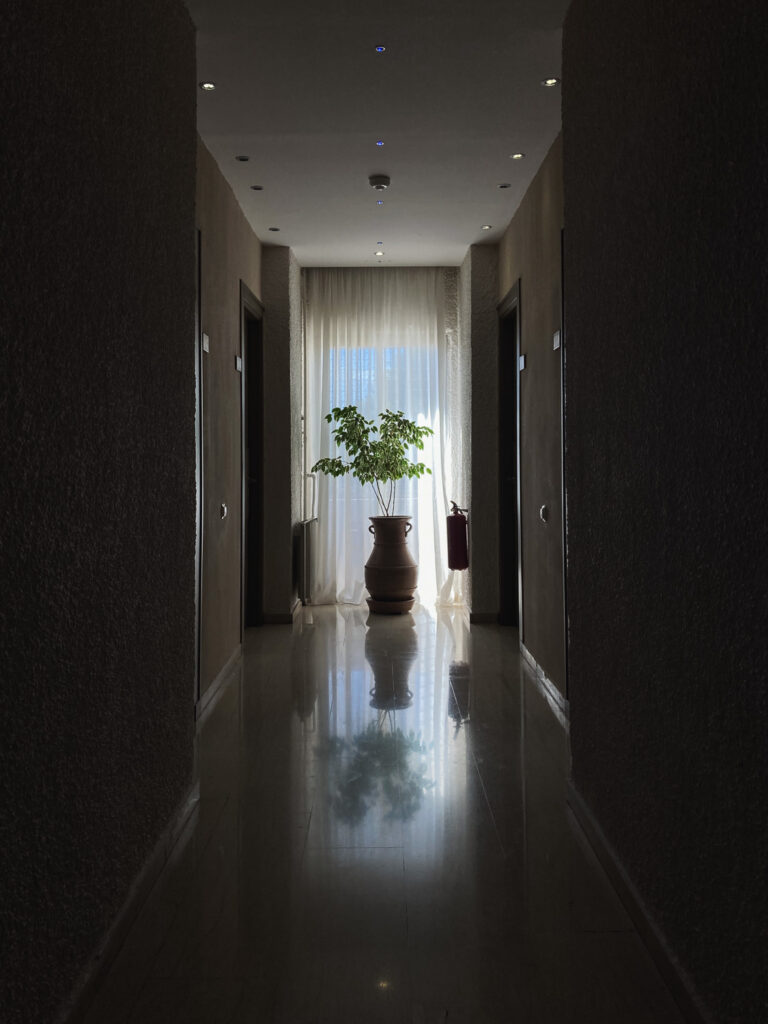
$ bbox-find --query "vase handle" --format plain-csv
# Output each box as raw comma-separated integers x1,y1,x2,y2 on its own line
369,524,376,534
405,522,412,535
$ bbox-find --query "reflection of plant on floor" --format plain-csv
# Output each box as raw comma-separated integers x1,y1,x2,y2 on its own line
318,719,434,823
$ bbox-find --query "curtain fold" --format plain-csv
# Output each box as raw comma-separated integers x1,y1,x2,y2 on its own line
304,267,469,608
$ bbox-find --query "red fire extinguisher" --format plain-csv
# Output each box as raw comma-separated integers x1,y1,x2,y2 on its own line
447,501,469,570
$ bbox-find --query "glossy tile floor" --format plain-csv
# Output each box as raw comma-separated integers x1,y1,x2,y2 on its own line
84,605,684,1023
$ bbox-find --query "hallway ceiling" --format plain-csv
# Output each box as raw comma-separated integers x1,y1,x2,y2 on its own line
186,0,568,267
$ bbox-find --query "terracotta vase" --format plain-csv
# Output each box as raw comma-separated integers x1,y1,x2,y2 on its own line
364,515,418,614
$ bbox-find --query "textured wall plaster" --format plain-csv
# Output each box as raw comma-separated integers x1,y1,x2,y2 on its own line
465,246,500,617
498,137,565,691
196,141,262,691
563,2,768,1020
261,247,303,618
0,2,196,1021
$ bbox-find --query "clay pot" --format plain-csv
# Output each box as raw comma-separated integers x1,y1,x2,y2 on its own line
364,515,418,614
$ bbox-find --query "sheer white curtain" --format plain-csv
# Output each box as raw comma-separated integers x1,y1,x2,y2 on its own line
304,267,469,607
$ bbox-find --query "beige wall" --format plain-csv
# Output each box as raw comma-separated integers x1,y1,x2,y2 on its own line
196,139,262,693
498,134,565,692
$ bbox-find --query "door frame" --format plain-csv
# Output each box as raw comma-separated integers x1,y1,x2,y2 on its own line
194,230,203,706
559,229,569,699
497,279,523,637
240,282,265,637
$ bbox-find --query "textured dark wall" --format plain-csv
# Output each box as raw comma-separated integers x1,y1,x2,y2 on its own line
563,2,768,1020
498,137,565,692
261,246,303,619
196,141,261,692
466,245,500,618
0,2,196,1021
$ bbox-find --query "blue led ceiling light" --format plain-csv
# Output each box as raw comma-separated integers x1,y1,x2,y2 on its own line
375,45,386,53
376,140,384,146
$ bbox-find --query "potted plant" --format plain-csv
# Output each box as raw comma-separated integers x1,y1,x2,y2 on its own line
311,405,433,613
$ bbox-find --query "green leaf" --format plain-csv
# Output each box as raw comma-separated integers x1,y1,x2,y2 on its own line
311,405,433,515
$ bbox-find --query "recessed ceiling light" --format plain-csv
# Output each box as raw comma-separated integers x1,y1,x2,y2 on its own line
510,152,525,160
375,45,386,53
235,155,249,162
376,140,384,147
250,185,263,191
268,227,280,232
376,200,384,205
375,250,384,256
481,225,492,231
498,183,512,189
376,241,383,245
199,81,216,91
542,77,560,87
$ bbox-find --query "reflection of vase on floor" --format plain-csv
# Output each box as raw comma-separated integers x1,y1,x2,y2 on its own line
365,612,418,710
364,516,418,614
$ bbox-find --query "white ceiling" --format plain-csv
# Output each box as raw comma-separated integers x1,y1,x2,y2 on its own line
186,0,568,267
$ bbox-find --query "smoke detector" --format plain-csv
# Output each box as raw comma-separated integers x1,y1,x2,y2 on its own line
369,174,390,191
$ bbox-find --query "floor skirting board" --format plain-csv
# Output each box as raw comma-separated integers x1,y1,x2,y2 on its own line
195,644,242,724
567,783,711,1024
59,781,200,1024
263,598,302,625
469,611,498,623
520,643,569,730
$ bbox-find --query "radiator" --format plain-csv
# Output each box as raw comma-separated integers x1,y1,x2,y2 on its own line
298,517,317,604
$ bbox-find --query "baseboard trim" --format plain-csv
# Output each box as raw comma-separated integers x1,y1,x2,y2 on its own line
567,783,711,1024
195,644,241,723
263,598,302,625
469,611,498,624
520,643,569,729
59,780,200,1024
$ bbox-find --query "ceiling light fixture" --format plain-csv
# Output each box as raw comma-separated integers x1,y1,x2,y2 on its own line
235,155,249,162
375,250,384,256
199,81,216,91
369,174,390,190
250,185,263,191
542,77,560,87
510,152,525,160
481,225,492,231
375,45,386,53
268,227,280,232
376,140,384,147
498,183,512,189
376,200,384,205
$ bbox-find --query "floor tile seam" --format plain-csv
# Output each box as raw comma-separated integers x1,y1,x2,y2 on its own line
576,927,637,935
298,806,313,867
469,749,507,857
147,790,235,973
123,969,155,1024
303,843,405,851
88,793,216,1009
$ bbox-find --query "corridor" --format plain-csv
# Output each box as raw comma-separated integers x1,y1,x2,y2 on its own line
84,607,683,1023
